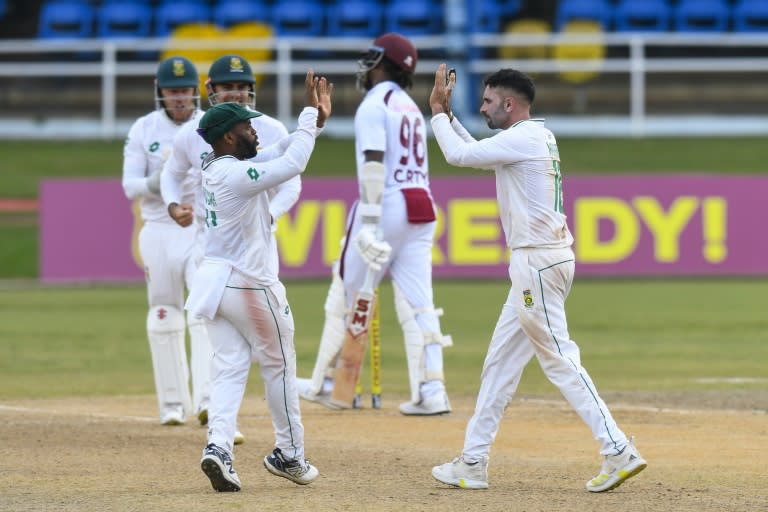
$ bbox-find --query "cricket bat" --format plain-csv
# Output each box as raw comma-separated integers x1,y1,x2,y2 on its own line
331,266,377,408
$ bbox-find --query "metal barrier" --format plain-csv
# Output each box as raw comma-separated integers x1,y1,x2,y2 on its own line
0,33,766,138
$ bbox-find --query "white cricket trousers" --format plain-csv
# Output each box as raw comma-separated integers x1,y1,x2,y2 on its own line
462,247,628,461
205,272,306,460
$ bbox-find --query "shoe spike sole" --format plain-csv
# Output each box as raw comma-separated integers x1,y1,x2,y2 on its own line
201,459,241,492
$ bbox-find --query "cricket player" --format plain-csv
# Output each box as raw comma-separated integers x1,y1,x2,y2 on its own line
190,71,332,492
121,56,203,426
162,55,299,444
297,33,453,415
428,64,647,492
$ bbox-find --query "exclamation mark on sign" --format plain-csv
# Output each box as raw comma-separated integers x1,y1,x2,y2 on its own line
702,197,727,263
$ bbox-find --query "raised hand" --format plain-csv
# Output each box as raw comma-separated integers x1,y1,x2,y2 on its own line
429,63,452,117
316,77,334,128
304,69,319,109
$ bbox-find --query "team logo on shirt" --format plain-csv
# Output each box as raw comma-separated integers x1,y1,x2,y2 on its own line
246,168,260,181
149,142,159,152
522,289,534,308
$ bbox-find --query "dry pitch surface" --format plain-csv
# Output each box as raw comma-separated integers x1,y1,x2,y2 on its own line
2,393,766,512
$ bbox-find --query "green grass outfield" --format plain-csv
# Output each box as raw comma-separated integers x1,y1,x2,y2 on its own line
0,136,766,279
1,279,765,401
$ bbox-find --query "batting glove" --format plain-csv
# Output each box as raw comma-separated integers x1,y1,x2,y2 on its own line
353,225,391,271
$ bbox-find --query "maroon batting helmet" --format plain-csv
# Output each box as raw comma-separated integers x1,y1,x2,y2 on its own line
356,32,418,91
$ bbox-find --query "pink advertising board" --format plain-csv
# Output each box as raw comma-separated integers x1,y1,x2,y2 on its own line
40,175,765,282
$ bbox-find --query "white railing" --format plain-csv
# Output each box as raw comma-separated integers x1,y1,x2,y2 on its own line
0,33,767,138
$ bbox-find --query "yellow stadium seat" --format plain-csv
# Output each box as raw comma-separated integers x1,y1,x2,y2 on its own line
162,23,222,102
222,22,274,89
497,18,552,61
552,19,605,85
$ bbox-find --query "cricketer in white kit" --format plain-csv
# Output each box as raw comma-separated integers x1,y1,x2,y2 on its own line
298,33,453,415
189,71,332,493
161,55,300,437
121,56,203,426
428,64,647,493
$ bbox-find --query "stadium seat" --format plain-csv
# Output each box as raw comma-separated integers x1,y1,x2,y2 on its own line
468,0,523,34
385,0,442,36
155,1,211,38
96,2,152,39
38,1,95,39
553,20,605,86
613,0,672,33
223,22,274,89
555,0,612,32
161,22,220,62
497,18,551,61
270,0,324,37
732,0,768,32
327,1,383,38
674,0,729,33
213,0,270,29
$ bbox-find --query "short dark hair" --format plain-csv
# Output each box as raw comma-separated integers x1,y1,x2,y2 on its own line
483,69,535,104
381,56,413,89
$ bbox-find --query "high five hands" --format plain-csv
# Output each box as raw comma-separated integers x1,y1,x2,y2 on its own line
304,69,334,128
429,63,454,119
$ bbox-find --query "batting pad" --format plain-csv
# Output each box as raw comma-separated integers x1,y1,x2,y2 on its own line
147,305,192,416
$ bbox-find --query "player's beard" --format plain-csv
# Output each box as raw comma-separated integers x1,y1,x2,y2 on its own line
234,132,258,160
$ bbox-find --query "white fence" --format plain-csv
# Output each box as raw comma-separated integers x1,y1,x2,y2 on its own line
0,32,767,138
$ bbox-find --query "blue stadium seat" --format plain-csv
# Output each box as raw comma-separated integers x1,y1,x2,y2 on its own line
38,1,95,39
555,0,612,32
614,0,672,33
469,0,523,33
270,0,324,37
732,0,768,32
213,0,270,29
385,0,442,36
155,1,211,37
674,0,729,33
327,1,383,38
97,2,152,39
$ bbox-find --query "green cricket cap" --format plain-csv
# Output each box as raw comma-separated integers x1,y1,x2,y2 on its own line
196,102,262,144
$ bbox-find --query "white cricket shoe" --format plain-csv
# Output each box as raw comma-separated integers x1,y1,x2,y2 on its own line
432,455,489,489
263,448,319,485
160,406,185,426
234,430,245,445
296,377,341,410
586,436,647,492
399,391,452,416
201,443,241,492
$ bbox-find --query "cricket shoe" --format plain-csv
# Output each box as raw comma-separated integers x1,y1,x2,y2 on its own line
296,377,342,410
201,443,241,492
234,430,245,445
263,448,319,485
160,406,185,426
432,455,489,489
586,436,647,492
399,391,452,416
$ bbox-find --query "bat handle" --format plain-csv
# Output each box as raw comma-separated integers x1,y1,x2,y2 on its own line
362,265,377,294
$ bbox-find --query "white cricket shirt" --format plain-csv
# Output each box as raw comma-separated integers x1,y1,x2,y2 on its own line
355,81,431,199
431,114,573,250
122,109,202,223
